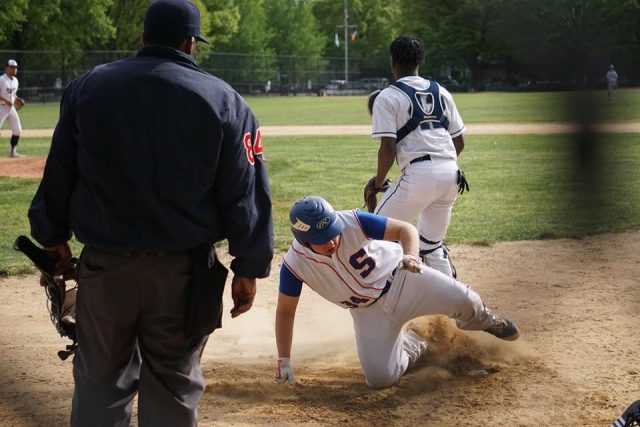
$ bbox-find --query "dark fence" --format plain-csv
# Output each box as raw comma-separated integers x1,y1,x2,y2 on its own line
0,50,392,102
1,49,637,103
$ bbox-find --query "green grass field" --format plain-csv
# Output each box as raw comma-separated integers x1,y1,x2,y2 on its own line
5,88,640,130
2,132,639,275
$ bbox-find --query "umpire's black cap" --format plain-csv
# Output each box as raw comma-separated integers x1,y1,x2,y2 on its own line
144,0,210,44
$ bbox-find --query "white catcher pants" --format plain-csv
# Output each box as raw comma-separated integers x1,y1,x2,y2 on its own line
0,104,22,136
375,157,459,276
350,267,494,388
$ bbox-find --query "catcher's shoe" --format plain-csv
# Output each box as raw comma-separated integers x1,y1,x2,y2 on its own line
484,316,520,341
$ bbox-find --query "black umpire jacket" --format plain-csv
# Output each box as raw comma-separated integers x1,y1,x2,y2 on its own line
28,46,274,278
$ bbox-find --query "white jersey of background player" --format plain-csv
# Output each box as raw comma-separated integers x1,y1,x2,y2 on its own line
606,64,619,102
0,59,24,157
370,35,466,277
274,196,519,389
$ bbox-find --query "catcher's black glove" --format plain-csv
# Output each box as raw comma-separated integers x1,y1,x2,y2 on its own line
457,169,469,194
363,176,391,213
367,90,381,115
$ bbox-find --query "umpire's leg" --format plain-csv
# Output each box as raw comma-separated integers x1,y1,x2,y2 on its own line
136,253,208,427
71,248,142,427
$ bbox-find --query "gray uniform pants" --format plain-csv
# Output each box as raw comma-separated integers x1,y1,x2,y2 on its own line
71,247,208,427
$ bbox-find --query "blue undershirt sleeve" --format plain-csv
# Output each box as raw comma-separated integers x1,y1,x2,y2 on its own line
355,211,388,240
279,264,303,297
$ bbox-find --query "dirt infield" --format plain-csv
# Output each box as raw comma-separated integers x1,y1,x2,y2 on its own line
1,230,639,426
2,122,638,425
0,157,46,179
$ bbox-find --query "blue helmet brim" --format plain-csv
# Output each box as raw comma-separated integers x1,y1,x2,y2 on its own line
305,215,344,244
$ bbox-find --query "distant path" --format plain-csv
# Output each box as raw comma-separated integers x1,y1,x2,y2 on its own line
10,122,640,138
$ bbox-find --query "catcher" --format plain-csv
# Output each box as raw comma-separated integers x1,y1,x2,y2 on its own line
1,59,25,157
364,36,469,279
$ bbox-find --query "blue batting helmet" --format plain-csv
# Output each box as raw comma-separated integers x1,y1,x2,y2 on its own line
289,196,344,245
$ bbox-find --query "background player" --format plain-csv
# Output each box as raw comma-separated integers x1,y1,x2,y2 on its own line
0,59,24,157
274,196,519,389
369,35,466,277
606,64,619,102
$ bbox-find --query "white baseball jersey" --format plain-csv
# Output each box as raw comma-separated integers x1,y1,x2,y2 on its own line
0,74,19,105
278,209,504,389
371,75,465,170
283,210,403,309
606,70,618,83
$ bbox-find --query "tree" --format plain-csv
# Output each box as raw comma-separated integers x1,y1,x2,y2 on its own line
14,0,115,59
264,0,324,87
203,0,240,48
211,0,275,89
0,0,28,47
312,0,399,59
265,0,323,57
104,0,238,55
105,0,150,50
498,0,640,83
217,0,272,54
397,0,505,88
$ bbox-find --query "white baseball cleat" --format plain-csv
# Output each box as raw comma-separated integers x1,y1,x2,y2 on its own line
9,147,25,158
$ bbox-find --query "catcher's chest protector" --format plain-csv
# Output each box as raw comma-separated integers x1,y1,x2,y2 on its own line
391,80,449,143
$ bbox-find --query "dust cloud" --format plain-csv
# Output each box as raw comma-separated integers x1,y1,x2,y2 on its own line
201,283,360,367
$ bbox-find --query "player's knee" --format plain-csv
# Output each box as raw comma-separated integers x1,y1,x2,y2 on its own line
365,372,400,389
362,362,403,389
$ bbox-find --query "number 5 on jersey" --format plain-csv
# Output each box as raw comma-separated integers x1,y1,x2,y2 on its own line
243,129,264,165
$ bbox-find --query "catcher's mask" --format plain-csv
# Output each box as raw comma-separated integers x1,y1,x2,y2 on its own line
613,399,640,427
289,196,343,246
13,236,77,360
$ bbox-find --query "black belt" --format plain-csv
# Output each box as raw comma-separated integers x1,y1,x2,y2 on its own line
409,154,431,164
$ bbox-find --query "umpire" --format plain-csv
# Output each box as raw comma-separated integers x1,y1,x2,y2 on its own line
27,0,273,425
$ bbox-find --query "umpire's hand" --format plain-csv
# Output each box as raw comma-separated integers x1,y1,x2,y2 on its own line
230,275,256,318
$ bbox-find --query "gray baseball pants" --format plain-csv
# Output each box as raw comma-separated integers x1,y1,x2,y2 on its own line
71,247,208,427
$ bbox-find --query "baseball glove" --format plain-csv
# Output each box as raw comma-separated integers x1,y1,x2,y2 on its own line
13,236,78,360
367,90,381,115
457,169,469,194
364,176,391,213
14,98,24,110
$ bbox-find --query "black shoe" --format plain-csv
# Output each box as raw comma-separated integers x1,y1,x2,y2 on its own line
485,317,520,341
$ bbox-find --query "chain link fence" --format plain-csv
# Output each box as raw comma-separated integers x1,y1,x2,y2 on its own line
0,50,391,102
1,49,637,103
